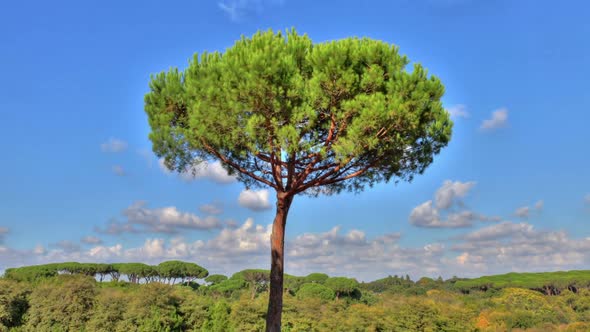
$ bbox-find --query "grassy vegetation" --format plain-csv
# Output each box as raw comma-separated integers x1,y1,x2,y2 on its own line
2,263,590,331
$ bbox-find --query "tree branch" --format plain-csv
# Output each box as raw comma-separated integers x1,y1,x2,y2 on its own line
201,141,278,189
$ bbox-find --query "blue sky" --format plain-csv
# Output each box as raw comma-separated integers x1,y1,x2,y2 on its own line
0,0,589,280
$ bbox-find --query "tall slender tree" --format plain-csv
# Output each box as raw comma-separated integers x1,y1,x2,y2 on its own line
145,29,452,331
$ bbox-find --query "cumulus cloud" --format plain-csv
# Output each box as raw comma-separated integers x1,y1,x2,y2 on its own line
410,201,477,228
100,138,128,153
159,159,237,184
461,222,534,242
199,202,224,215
410,180,499,228
450,221,590,276
480,108,508,131
208,218,271,255
5,217,590,281
95,202,222,235
123,201,222,233
238,189,272,211
286,227,442,279
81,236,103,245
446,104,469,118
435,180,476,209
514,200,544,219
514,206,530,219
112,165,126,176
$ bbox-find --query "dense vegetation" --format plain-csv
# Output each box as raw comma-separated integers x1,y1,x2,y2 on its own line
2,262,590,331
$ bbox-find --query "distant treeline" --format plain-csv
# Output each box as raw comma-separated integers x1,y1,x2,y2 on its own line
5,261,590,297
4,261,208,284
453,270,590,295
2,263,590,331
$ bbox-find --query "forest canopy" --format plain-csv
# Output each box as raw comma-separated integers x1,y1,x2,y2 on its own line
2,262,590,331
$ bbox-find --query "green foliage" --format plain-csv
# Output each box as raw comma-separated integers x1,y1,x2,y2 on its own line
391,298,450,332
145,29,452,195
454,270,590,294
296,283,335,302
157,260,209,284
305,273,329,284
284,276,307,294
325,277,359,299
230,295,267,331
25,274,97,331
207,278,248,297
4,265,58,282
4,263,590,331
118,283,183,332
144,28,452,331
360,274,414,293
204,274,228,285
114,263,156,283
201,301,231,332
86,288,129,331
0,279,29,329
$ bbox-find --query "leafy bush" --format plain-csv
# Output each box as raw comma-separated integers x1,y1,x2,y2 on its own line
296,283,335,302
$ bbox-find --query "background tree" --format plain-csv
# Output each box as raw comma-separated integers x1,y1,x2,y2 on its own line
145,29,452,331
325,277,359,299
242,270,271,299
205,274,228,286
305,273,329,284
295,283,335,302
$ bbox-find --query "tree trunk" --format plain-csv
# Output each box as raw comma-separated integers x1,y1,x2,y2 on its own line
265,192,293,332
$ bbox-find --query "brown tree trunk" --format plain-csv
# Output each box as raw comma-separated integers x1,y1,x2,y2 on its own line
265,192,293,332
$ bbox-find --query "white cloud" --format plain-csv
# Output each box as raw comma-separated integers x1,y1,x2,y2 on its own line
208,218,271,255
122,201,222,233
480,108,508,131
87,244,123,260
112,165,126,176
434,180,476,209
514,200,544,219
218,0,283,21
450,221,590,276
95,202,222,235
410,180,498,229
159,159,237,184
514,206,530,219
199,202,224,215
585,194,590,205
100,138,128,153
5,218,590,281
81,236,103,245
461,222,534,242
238,189,272,211
410,201,476,228
446,104,469,118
